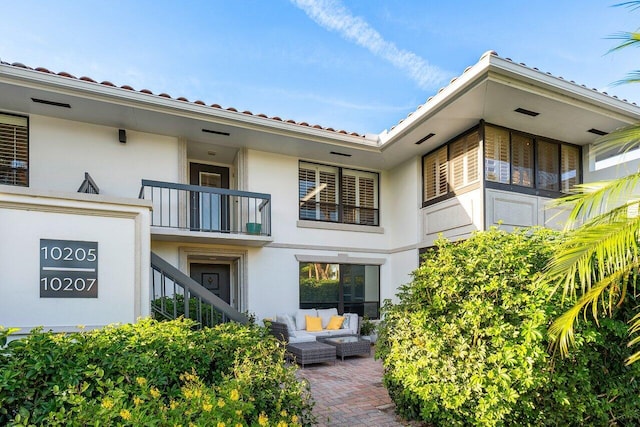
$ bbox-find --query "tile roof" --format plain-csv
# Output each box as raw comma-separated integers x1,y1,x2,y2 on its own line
0,60,365,138
388,50,639,132
4,52,637,139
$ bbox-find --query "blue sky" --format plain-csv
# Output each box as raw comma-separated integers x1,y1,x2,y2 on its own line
1,1,639,134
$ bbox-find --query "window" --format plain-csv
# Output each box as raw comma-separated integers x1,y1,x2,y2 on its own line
537,139,559,191
484,124,580,194
423,146,448,201
423,129,479,204
299,161,379,226
299,262,380,318
0,113,28,186
561,144,580,192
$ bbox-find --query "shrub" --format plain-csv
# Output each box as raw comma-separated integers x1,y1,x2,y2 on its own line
377,228,640,426
0,318,314,426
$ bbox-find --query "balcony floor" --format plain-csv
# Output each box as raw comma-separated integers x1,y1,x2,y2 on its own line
150,226,273,247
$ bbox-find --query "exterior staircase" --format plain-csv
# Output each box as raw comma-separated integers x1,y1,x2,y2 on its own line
150,252,249,326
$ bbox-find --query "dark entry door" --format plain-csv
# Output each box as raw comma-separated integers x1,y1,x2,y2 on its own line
190,163,230,231
190,263,231,305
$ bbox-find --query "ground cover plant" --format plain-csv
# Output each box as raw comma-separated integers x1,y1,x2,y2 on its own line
377,228,640,426
0,318,314,426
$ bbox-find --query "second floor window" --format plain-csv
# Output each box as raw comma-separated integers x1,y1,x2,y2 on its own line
484,124,580,193
423,129,480,203
0,113,28,187
299,161,379,226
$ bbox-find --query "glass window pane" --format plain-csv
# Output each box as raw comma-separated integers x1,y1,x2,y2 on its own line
537,139,560,191
299,263,340,307
561,145,580,192
423,146,448,201
484,126,510,184
0,113,29,186
511,133,533,187
342,169,379,225
450,130,479,189
298,162,339,222
299,263,380,318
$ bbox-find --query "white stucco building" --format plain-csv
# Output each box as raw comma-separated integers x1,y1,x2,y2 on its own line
2,51,640,335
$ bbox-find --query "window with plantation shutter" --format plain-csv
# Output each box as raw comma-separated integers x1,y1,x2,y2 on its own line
449,130,479,190
299,161,379,226
537,139,559,191
319,169,338,221
342,174,356,223
359,176,376,225
511,133,533,187
423,146,448,201
483,123,581,194
0,113,28,187
561,144,580,192
299,166,317,220
484,125,510,184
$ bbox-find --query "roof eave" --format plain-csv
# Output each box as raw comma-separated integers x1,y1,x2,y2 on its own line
0,63,381,150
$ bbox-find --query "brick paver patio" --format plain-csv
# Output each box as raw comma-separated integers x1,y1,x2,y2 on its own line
296,345,417,426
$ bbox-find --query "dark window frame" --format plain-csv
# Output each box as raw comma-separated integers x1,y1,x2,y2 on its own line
298,160,380,226
0,112,29,187
483,122,582,198
299,262,381,319
422,125,481,207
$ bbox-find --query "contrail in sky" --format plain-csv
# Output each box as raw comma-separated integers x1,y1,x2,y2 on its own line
291,0,448,90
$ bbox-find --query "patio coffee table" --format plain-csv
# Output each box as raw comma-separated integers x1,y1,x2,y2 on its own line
321,336,371,361
286,341,336,368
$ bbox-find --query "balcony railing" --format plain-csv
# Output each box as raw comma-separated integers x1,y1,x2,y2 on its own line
299,201,379,226
150,252,248,326
140,180,271,236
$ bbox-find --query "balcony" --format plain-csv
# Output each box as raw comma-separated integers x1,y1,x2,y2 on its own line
140,179,272,246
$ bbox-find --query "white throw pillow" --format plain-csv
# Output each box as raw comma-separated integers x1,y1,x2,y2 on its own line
342,313,358,334
341,314,351,330
295,309,317,330
317,308,338,329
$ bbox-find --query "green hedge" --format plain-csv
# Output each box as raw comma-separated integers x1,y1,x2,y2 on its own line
377,228,640,426
0,318,314,426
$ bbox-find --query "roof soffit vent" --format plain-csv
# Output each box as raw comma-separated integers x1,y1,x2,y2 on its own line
514,107,539,117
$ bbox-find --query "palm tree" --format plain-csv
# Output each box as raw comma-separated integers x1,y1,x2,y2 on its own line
546,4,640,365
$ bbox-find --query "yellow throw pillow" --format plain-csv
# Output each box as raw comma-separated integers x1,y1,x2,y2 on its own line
305,315,323,332
326,315,345,330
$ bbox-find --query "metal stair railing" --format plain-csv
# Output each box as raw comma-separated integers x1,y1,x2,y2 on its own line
150,252,248,326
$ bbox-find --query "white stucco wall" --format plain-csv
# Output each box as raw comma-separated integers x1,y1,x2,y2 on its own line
485,189,567,231
386,157,420,249
29,115,180,198
0,187,151,337
421,188,483,246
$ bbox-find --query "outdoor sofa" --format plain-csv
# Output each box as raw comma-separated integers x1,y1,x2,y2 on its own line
268,308,360,367
274,308,360,343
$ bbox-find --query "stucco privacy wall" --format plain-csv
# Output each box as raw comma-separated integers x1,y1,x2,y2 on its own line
0,187,151,338
29,115,180,197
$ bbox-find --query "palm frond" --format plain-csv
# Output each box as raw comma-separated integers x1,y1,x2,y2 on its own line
547,171,640,228
548,268,631,358
589,125,640,157
612,70,640,86
626,310,640,364
606,31,640,53
546,219,640,298
613,1,640,11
